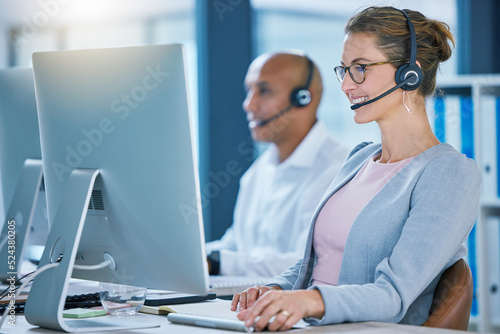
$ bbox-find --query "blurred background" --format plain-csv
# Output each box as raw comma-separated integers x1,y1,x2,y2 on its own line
0,0,461,234
0,1,499,332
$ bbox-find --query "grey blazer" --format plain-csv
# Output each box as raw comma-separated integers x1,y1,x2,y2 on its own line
268,142,481,326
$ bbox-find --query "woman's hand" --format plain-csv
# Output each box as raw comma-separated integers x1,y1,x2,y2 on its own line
231,285,281,311
237,289,325,332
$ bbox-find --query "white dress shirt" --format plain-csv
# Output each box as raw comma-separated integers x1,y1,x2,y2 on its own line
206,121,350,277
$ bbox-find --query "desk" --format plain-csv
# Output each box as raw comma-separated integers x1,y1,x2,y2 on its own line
5,299,477,334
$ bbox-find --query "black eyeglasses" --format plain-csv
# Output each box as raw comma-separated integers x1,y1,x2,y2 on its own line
334,59,406,84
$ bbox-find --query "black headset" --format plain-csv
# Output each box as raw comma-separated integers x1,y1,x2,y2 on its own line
350,8,423,110
289,57,314,107
395,9,423,91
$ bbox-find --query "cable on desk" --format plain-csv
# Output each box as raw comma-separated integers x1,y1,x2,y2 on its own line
0,270,36,301
73,258,113,271
0,262,59,329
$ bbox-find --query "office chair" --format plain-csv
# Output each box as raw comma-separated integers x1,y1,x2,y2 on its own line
422,259,473,330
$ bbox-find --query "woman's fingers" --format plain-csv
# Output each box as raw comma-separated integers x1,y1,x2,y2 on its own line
237,289,322,332
231,285,262,311
230,292,240,311
241,290,280,330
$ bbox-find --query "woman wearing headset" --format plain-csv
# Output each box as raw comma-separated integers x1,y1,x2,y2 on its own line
232,6,481,331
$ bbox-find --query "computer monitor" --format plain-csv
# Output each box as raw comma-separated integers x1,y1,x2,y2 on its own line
0,67,47,282
24,44,209,332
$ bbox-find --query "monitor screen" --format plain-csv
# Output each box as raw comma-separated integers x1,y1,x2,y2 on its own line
25,44,208,331
0,67,47,281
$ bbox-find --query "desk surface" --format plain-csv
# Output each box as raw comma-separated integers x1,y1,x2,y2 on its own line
5,299,476,334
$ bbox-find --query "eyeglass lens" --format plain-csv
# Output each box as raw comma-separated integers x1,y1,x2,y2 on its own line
336,64,365,84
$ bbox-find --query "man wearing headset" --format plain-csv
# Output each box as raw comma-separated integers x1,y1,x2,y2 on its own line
206,52,350,277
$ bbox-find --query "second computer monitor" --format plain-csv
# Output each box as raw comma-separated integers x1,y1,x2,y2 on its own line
0,67,47,281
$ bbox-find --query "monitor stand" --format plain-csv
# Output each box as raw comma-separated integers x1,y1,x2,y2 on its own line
0,159,43,282
24,169,158,332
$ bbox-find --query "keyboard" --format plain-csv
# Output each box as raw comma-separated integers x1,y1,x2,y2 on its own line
64,292,102,309
0,292,101,314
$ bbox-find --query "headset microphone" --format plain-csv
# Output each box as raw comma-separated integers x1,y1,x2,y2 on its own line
250,105,294,128
350,75,414,110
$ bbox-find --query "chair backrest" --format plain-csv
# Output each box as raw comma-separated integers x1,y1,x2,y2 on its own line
422,259,473,330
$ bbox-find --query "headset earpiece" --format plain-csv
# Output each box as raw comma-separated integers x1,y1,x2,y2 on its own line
290,87,311,107
290,57,314,107
395,63,423,91
394,9,423,91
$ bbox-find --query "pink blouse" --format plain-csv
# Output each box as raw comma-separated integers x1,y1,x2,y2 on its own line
312,154,414,286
